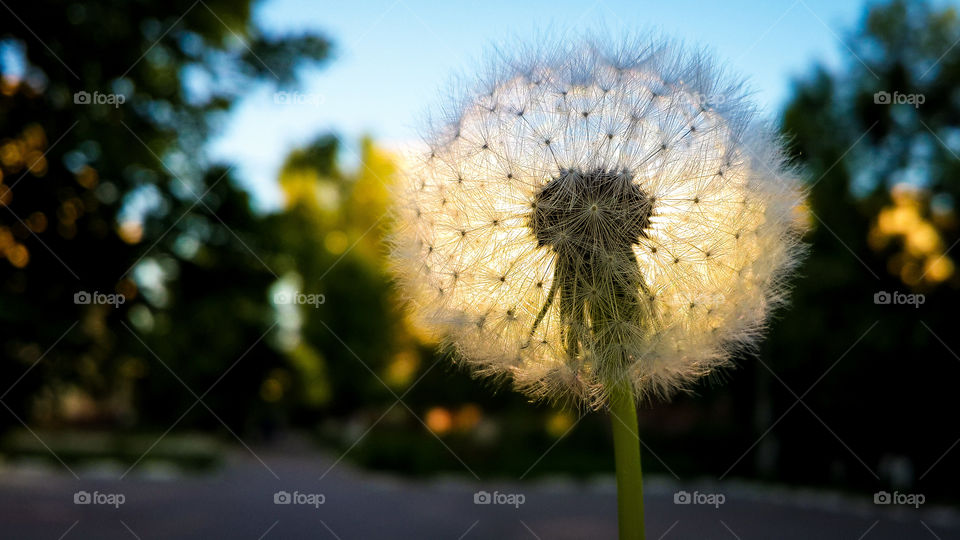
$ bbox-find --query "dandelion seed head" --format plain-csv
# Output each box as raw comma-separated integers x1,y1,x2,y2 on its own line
390,34,807,409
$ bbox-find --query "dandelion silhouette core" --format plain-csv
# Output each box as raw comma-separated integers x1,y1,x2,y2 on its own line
391,37,806,408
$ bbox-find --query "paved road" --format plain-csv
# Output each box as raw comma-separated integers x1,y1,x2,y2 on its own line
0,450,956,539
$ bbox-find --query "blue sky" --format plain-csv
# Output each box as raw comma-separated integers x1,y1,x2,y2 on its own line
210,0,879,210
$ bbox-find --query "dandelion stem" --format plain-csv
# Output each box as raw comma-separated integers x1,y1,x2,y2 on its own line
610,379,645,540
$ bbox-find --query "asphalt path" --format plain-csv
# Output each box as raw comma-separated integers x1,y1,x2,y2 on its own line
0,450,955,539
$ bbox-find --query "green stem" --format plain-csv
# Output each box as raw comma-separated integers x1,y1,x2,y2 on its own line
610,379,645,540
544,244,649,538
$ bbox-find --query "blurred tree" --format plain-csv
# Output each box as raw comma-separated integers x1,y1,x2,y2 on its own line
266,136,411,417
0,1,328,434
756,0,960,498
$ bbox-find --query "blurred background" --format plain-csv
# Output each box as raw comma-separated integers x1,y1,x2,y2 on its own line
1,0,959,538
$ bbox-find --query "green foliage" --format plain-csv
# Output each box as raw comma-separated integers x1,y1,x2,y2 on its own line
0,1,329,434
768,0,960,497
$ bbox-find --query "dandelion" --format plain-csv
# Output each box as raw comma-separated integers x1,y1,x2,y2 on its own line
390,34,806,539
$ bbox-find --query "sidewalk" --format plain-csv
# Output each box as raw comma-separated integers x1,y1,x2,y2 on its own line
0,449,955,539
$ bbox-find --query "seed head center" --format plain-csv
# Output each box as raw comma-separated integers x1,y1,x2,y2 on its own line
530,169,653,253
